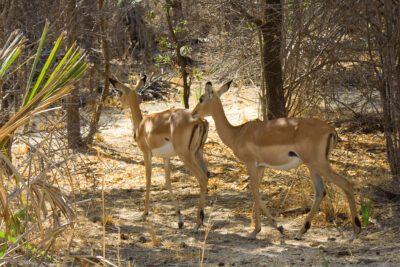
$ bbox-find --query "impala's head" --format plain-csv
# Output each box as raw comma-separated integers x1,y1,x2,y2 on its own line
109,75,146,108
192,80,232,119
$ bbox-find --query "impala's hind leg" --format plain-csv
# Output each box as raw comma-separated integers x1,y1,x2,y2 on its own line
179,153,208,232
195,149,209,178
295,169,325,240
163,158,184,228
315,163,361,237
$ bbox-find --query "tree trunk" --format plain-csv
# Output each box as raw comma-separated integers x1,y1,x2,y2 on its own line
379,0,400,184
66,89,82,148
261,0,287,120
85,0,111,144
65,0,83,148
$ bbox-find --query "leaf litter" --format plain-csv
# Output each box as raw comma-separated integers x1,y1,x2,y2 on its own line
43,87,400,266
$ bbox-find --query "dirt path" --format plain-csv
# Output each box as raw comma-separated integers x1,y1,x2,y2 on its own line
70,86,400,266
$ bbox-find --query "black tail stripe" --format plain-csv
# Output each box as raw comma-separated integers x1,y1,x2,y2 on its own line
326,133,336,159
189,120,208,151
189,124,199,150
199,121,208,147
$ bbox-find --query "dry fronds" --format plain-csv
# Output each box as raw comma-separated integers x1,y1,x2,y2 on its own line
30,181,74,220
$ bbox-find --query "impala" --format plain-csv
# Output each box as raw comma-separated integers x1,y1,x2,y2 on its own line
192,81,361,240
109,76,209,230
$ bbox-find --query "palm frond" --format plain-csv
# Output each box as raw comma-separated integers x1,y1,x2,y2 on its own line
0,22,87,149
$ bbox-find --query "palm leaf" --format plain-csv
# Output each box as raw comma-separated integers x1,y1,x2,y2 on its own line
0,46,22,78
25,31,65,104
0,23,87,148
22,21,49,105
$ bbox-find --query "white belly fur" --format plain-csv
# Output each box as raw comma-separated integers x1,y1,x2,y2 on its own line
152,142,176,158
258,157,303,170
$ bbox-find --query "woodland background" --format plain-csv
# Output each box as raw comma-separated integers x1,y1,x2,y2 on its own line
0,0,400,266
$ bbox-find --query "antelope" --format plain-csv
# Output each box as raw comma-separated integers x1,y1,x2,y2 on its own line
109,76,209,230
192,81,361,240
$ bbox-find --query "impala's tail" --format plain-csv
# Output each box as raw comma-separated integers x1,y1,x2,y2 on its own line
188,119,209,177
188,119,209,153
326,131,338,159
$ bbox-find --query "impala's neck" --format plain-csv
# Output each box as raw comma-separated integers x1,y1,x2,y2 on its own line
127,93,143,130
210,99,239,149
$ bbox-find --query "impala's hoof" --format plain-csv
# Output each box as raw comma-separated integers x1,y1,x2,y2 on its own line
190,225,199,234
294,234,302,241
348,234,358,242
355,216,362,232
178,220,184,229
141,211,148,222
247,233,257,240
277,225,284,235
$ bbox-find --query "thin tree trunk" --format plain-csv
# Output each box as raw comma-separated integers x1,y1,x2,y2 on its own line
165,1,190,108
169,0,183,24
258,29,267,120
168,0,184,39
85,0,111,144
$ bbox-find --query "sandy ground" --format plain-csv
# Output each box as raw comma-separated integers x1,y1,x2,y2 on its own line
68,84,400,266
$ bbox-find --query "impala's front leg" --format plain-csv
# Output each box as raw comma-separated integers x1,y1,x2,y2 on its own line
142,152,152,220
247,164,283,239
247,165,262,239
163,158,184,228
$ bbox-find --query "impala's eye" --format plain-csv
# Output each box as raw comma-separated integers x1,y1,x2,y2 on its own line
199,96,204,103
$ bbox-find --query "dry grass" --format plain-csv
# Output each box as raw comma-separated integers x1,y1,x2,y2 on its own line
200,212,214,267
104,96,120,107
102,213,115,226
6,100,392,265
94,133,105,143
148,223,160,246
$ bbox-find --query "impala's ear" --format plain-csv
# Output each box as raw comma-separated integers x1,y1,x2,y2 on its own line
205,81,214,100
109,78,118,87
136,75,147,88
141,75,147,84
216,80,232,97
109,77,130,94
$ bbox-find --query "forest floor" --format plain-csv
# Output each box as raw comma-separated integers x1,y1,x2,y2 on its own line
60,83,400,266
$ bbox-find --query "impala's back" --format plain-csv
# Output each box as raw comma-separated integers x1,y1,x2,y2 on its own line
233,118,336,169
